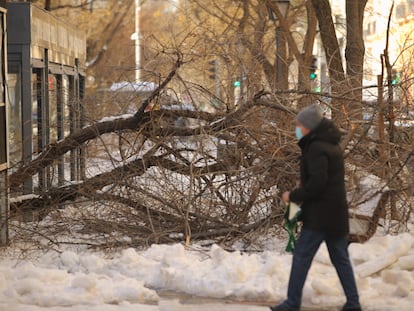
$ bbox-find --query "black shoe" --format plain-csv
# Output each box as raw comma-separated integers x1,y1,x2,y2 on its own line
269,304,297,311
341,306,362,311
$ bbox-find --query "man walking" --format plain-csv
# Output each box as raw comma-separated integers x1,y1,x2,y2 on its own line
270,105,361,311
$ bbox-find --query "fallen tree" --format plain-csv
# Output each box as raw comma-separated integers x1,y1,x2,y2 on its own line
8,55,413,250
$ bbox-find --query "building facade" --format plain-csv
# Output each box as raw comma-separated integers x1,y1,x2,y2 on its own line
0,2,8,245
364,0,414,81
7,2,86,194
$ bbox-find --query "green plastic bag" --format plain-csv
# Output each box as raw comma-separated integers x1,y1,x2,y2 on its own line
284,202,301,253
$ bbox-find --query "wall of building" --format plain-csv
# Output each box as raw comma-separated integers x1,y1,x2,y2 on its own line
364,0,414,81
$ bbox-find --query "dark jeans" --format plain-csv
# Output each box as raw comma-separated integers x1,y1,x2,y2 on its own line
283,228,360,310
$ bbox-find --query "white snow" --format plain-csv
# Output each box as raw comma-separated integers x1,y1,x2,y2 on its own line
9,194,40,204
98,113,135,123
0,232,414,311
347,173,389,237
109,81,156,93
348,174,387,218
354,233,414,277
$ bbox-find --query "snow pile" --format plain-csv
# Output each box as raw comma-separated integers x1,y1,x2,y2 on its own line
0,232,413,310
353,233,413,277
0,251,159,307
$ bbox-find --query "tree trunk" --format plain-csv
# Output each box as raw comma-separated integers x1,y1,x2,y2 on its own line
298,1,317,107
239,1,275,89
311,0,346,120
345,0,368,119
45,0,52,11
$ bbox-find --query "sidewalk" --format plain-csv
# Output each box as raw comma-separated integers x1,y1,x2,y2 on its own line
158,291,336,310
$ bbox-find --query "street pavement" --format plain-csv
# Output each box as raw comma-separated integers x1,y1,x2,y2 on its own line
158,291,336,310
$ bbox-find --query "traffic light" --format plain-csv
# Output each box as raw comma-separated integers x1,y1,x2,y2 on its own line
208,60,216,80
392,69,400,85
310,56,317,80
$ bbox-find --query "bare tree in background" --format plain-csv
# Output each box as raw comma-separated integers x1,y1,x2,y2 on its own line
6,0,414,252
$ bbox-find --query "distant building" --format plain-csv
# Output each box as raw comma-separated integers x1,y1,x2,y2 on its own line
314,1,413,103
363,0,414,84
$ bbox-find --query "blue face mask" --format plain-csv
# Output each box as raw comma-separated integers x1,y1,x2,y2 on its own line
295,127,303,140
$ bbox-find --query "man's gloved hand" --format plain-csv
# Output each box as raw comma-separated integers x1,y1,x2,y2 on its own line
282,191,290,204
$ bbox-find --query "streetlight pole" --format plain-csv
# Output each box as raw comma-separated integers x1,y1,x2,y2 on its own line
276,23,287,90
134,0,141,82
269,0,290,90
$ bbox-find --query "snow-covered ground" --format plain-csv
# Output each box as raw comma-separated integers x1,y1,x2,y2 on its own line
0,230,414,311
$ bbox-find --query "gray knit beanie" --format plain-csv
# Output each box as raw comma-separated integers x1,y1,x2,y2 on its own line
296,104,323,130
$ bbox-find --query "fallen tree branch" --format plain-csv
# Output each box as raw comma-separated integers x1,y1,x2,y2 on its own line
9,57,183,188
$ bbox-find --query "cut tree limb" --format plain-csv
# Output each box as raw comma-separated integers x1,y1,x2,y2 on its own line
9,57,183,188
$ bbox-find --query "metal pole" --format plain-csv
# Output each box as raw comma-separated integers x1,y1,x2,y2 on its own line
275,25,288,90
377,74,386,178
22,46,33,193
215,59,220,98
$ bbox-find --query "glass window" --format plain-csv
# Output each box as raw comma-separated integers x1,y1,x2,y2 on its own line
48,74,58,143
409,0,414,14
7,62,22,166
0,16,3,103
0,13,5,237
0,107,6,165
32,72,39,155
396,4,406,19
62,75,70,137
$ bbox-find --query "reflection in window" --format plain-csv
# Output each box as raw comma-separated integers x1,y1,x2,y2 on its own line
62,75,70,137
32,72,39,155
0,19,3,102
7,64,22,167
0,107,6,165
48,74,58,143
62,75,72,172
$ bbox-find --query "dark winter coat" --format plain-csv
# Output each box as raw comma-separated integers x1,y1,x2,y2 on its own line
289,118,349,237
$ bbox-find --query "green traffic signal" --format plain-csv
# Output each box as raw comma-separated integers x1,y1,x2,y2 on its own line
392,72,400,85
310,56,317,80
